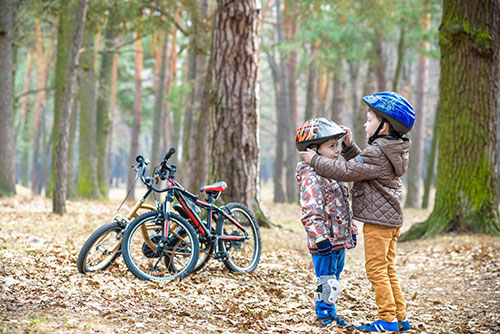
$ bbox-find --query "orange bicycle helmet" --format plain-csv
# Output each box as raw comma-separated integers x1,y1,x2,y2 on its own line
295,118,346,151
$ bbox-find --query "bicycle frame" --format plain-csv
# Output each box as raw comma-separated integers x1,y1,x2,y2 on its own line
135,149,250,258
105,191,157,255
172,183,250,242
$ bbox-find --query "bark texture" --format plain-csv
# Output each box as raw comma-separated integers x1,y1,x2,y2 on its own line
53,0,89,213
126,34,144,202
0,0,17,197
405,9,431,208
96,15,118,197
402,0,500,240
209,0,270,226
77,27,100,199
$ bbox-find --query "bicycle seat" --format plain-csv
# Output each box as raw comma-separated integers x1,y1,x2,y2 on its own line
200,181,227,193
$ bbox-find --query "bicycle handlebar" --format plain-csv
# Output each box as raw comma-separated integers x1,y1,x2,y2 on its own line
132,148,179,193
163,147,176,162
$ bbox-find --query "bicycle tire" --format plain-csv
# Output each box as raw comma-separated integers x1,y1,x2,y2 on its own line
77,222,123,273
121,211,199,281
218,202,261,273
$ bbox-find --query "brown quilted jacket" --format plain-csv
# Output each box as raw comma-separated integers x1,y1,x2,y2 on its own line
310,137,411,228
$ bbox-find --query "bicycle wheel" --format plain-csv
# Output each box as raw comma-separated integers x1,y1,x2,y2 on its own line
165,227,214,273
122,211,199,281
218,202,261,273
77,222,123,273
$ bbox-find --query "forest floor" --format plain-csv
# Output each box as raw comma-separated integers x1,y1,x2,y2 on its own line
0,186,499,334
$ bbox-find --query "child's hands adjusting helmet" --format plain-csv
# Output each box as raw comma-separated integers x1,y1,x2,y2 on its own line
299,148,316,163
339,125,352,147
317,239,333,255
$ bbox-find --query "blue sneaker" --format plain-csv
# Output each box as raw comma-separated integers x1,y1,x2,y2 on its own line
316,316,334,326
316,315,349,328
358,319,399,332
334,315,349,328
399,318,411,332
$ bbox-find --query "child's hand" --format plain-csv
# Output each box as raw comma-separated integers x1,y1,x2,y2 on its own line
298,148,316,163
340,125,352,147
316,239,333,255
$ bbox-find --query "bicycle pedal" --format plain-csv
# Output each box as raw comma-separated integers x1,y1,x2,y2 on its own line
214,252,228,261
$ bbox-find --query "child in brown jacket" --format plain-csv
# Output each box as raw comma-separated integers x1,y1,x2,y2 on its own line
299,92,415,333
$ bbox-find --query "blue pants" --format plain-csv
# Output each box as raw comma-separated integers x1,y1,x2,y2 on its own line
311,248,345,319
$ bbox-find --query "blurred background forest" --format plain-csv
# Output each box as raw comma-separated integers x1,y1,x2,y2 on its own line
0,0,499,237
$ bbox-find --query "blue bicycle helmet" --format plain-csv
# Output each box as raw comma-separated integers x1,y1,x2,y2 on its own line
362,91,415,135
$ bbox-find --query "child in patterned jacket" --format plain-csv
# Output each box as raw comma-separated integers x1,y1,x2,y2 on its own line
295,118,357,328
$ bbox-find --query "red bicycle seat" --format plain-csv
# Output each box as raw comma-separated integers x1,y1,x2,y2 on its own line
200,181,227,193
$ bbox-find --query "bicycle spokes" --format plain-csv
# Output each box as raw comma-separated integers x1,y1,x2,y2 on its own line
217,203,261,273
122,211,199,281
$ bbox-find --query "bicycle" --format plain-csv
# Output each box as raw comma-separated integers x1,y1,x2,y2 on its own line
76,153,211,276
121,147,261,281
121,149,200,281
76,158,156,274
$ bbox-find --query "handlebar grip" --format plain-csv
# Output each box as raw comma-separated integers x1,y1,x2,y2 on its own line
163,148,176,162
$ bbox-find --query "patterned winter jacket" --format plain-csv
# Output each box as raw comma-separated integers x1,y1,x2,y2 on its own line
310,137,411,228
296,161,357,254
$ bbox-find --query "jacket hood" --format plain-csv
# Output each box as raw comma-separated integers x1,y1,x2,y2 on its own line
375,137,411,177
296,161,313,183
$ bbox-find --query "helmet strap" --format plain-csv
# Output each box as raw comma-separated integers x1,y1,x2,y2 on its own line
368,119,387,145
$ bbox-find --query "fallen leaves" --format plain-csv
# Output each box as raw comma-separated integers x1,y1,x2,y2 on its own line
0,194,499,333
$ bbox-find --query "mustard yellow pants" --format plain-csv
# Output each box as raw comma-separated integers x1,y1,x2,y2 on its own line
363,223,406,322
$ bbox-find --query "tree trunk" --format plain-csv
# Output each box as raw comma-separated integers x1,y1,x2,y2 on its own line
151,32,168,165
209,0,271,226
18,48,34,188
96,15,118,197
21,111,31,187
316,72,327,115
349,61,365,149
401,0,500,240
49,0,77,198
182,2,209,189
0,0,17,197
40,111,51,195
191,0,213,191
181,6,201,186
392,25,406,91
77,26,100,199
285,11,298,203
126,34,144,202
276,0,296,203
422,103,439,209
106,36,120,185
14,50,34,144
33,23,56,195
330,58,345,123
172,62,188,153
32,20,47,194
264,47,285,203
405,9,430,209
53,0,89,214
67,99,78,199
373,29,386,91
163,14,180,155
304,44,318,121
